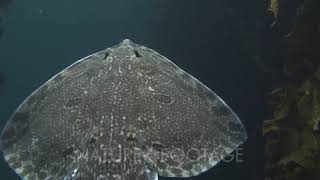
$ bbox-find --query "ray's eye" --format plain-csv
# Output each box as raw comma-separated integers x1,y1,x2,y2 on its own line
134,50,142,58
103,52,109,59
89,137,96,144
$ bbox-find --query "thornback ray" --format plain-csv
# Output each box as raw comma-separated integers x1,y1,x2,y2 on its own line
0,39,247,179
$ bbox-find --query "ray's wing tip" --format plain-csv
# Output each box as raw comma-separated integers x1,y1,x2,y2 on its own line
241,121,248,140
229,113,248,145
239,124,248,145
241,132,248,146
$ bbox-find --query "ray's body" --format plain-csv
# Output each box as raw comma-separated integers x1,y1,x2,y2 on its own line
0,39,247,180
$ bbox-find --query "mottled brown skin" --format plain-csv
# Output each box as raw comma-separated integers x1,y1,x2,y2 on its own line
0,39,247,180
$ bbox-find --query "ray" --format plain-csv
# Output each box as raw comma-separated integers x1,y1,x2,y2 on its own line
0,39,247,180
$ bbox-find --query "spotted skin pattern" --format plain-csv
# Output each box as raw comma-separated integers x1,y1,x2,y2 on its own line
0,39,247,180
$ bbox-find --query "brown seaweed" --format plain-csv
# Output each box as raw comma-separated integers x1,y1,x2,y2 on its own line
263,0,320,179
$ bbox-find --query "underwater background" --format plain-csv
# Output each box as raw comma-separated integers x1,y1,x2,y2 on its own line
0,0,293,179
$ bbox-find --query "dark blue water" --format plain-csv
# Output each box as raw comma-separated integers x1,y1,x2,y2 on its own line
0,0,274,179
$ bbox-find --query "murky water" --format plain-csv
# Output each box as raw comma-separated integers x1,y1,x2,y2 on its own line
0,0,272,179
